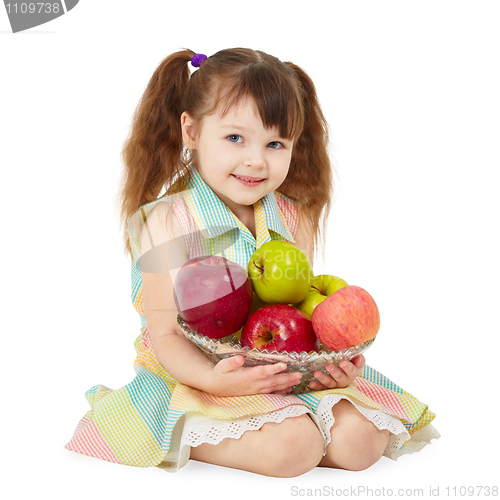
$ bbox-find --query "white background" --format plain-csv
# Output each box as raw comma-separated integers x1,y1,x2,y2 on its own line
1,1,499,498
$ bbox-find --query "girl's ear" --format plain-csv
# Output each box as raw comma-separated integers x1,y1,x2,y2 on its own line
181,112,197,150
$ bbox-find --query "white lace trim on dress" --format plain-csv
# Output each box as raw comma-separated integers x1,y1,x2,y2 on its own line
160,405,315,472
316,394,411,458
183,405,317,447
390,422,441,459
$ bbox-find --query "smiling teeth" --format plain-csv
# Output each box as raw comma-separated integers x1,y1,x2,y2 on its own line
234,175,262,182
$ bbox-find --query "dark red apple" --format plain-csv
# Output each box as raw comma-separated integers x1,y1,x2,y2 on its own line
174,256,253,339
311,285,380,350
241,304,320,353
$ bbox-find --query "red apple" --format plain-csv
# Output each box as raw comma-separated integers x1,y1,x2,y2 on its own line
311,285,380,350
174,256,253,339
234,292,271,340
241,304,320,353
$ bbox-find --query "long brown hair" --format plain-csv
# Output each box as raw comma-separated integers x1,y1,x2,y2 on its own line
118,48,334,260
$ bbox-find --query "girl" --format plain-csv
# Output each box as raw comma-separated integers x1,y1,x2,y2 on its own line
65,48,439,477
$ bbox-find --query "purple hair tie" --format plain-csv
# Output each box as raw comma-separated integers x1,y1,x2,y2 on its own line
191,53,207,68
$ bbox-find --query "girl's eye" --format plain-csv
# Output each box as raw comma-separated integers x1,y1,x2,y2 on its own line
227,135,243,143
268,141,283,149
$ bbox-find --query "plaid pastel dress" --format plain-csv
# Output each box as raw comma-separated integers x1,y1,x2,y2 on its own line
65,165,439,471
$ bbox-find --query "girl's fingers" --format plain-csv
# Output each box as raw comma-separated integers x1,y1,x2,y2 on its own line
327,364,349,385
259,371,302,393
312,361,354,389
352,354,366,368
313,370,338,389
309,380,329,391
273,387,293,395
257,363,288,378
216,357,362,394
261,381,297,393
216,355,245,374
264,372,302,391
351,355,366,378
339,360,354,372
337,361,357,381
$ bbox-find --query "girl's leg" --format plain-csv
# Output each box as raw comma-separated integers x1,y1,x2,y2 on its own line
190,414,324,478
318,399,390,471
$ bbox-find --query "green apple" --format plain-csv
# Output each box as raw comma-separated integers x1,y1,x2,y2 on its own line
247,241,313,304
295,274,348,318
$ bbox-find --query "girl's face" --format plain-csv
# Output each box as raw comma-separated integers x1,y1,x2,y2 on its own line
181,98,293,219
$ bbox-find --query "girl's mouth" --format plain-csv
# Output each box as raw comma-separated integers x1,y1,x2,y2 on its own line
231,174,265,186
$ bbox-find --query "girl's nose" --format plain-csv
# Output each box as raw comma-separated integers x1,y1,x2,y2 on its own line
243,147,266,169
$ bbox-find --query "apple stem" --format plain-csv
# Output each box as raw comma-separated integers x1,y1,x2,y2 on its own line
253,260,264,273
311,286,321,293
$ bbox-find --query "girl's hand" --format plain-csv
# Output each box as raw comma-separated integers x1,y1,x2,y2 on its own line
208,355,303,397
308,355,365,391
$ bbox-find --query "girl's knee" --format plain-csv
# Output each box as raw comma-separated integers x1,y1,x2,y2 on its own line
340,424,390,471
258,414,324,478
324,401,391,471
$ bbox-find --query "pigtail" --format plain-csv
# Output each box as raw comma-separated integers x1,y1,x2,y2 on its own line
118,49,195,255
280,62,334,264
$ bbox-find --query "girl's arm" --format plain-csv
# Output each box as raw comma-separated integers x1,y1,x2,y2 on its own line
140,204,303,396
293,209,365,390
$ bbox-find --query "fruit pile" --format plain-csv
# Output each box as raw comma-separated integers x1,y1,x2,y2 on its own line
173,241,380,354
